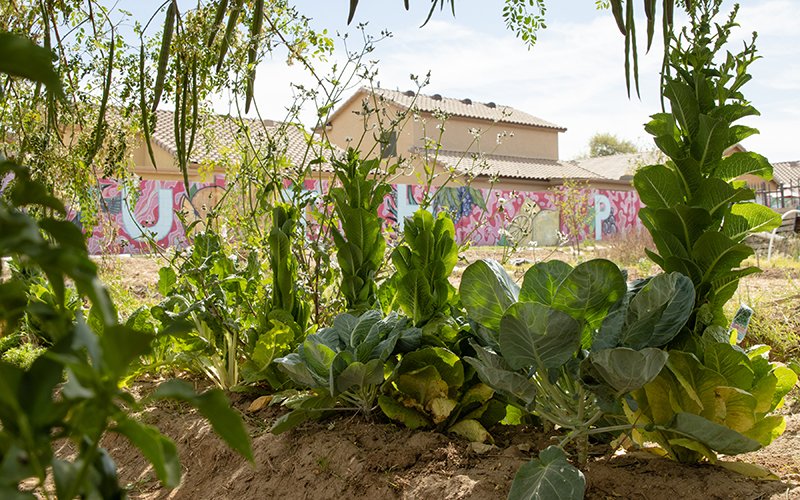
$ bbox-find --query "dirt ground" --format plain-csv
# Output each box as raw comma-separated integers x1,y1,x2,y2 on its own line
100,251,800,499
104,387,799,500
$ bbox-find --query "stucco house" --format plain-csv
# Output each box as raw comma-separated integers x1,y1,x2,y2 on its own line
320,87,643,245
89,88,655,253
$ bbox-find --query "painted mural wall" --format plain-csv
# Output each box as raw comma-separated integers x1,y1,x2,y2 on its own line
82,177,643,254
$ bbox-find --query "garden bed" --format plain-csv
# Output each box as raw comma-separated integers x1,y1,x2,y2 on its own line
105,386,799,499
93,252,800,499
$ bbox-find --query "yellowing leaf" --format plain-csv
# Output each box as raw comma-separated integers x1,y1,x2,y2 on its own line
247,395,272,412
718,461,780,481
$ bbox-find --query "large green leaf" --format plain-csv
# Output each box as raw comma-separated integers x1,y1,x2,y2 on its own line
274,352,316,387
398,269,436,325
551,259,626,342
711,387,758,433
151,380,253,461
499,302,581,371
334,358,384,395
664,80,700,137
464,344,537,410
667,413,762,455
633,164,686,209
692,232,753,284
690,178,753,218
666,351,727,415
395,366,449,409
519,261,572,305
716,152,773,181
703,342,754,390
743,415,786,447
507,446,585,500
302,339,337,382
692,115,729,168
589,347,668,394
722,203,781,241
750,365,797,414
460,259,519,331
620,273,694,349
378,395,431,430
397,347,464,390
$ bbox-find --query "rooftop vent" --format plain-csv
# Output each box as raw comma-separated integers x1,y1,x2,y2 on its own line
486,102,497,108
461,98,472,105
404,90,415,97
432,94,443,101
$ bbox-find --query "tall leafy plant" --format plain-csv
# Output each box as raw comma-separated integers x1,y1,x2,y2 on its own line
633,1,780,338
390,209,459,329
330,149,391,312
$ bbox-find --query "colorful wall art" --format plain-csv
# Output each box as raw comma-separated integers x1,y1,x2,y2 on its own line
82,177,643,254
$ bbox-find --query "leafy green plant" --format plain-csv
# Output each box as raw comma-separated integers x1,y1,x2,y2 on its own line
268,203,310,331
633,1,780,339
459,258,702,496
378,346,503,443
628,342,796,463
386,209,464,344
461,260,695,457
271,310,421,433
152,231,256,389
330,149,391,312
151,204,309,389
0,157,252,498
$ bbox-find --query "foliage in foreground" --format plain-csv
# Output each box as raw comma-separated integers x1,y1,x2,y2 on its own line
0,35,252,498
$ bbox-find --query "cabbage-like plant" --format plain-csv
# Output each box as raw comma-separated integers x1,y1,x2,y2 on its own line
378,347,503,443
461,259,695,459
628,342,796,463
271,310,420,433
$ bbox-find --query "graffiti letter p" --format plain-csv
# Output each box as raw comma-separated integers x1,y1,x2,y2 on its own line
594,194,611,241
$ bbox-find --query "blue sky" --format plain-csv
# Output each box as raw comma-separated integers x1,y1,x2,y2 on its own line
132,1,800,162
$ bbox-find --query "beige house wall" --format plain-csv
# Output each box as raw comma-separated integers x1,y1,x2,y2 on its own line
322,91,561,163
130,137,207,182
740,173,778,190
413,115,560,160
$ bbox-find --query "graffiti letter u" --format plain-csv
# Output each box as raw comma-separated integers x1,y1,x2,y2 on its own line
121,186,174,241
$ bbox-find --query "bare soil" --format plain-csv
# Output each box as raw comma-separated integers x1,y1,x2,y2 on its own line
105,387,799,500
101,252,800,499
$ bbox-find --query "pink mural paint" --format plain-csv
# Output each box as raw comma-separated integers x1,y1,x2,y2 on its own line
81,176,225,254
82,176,642,254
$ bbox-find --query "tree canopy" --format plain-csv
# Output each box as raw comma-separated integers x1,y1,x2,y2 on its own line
588,133,639,157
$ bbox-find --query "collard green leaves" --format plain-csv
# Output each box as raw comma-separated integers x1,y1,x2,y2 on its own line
391,209,458,327
460,259,520,331
628,344,797,463
330,150,391,312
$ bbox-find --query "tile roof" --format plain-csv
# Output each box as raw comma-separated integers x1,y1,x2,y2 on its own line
423,149,602,181
151,109,329,168
575,151,664,180
772,161,800,185
369,88,566,131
